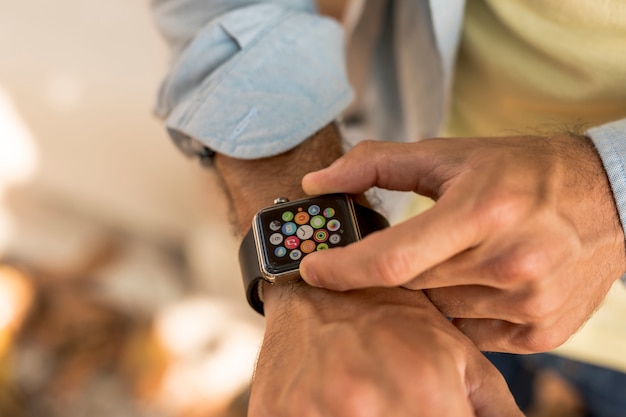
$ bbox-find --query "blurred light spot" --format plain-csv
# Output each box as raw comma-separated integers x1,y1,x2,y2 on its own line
0,207,13,254
43,72,85,113
0,266,34,354
155,298,262,411
0,266,33,331
0,87,39,189
155,298,228,357
0,86,39,252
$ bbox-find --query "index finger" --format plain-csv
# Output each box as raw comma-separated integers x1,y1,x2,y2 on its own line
299,192,481,290
302,139,460,199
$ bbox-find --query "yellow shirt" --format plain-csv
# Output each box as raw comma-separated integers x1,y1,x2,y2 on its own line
447,0,626,138
446,0,626,372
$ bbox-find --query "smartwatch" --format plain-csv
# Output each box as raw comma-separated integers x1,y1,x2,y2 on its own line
239,193,389,315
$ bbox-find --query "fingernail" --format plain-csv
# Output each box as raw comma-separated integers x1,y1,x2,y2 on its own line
302,172,325,195
300,263,321,288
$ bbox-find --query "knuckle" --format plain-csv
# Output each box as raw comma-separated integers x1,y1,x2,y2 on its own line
487,247,549,286
474,191,526,229
515,293,560,323
512,326,568,353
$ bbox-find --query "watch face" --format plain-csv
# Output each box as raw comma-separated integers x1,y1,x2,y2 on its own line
254,194,360,279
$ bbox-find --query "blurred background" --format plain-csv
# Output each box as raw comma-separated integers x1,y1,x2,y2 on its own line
0,1,265,416
0,1,605,416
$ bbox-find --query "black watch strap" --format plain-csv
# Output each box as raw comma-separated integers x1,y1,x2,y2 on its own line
239,201,389,315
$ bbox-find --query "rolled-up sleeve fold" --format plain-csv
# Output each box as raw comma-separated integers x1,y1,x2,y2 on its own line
153,2,353,160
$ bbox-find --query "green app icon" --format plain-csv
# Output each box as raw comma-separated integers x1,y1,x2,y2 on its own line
282,211,294,222
317,243,329,251
310,215,326,229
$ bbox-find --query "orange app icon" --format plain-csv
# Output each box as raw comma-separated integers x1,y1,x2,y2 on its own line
300,240,316,254
295,211,310,225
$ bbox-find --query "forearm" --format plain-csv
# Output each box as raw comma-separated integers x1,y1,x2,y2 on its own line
214,123,344,234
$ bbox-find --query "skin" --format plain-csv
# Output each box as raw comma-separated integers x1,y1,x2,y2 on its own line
300,134,626,353
215,124,522,416
252,284,522,417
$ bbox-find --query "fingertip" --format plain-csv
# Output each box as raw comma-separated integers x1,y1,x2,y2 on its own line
301,171,325,195
299,254,324,288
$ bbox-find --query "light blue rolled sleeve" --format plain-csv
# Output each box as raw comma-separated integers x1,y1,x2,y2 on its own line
151,0,353,160
587,118,626,285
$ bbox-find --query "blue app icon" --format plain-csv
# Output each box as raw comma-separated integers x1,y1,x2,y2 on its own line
308,205,321,215
282,222,297,235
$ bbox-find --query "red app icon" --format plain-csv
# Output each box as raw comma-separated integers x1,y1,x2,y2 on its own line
284,236,300,250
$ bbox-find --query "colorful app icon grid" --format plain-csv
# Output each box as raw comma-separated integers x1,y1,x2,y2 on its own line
264,201,346,268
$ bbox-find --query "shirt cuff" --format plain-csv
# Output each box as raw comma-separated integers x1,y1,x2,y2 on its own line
587,118,626,286
158,4,353,160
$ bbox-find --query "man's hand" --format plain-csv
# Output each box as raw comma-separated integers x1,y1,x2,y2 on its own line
300,134,626,353
249,283,522,417
215,125,521,414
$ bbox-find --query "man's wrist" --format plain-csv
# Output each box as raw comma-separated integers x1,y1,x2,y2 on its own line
215,122,351,316
262,278,437,326
214,123,344,234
